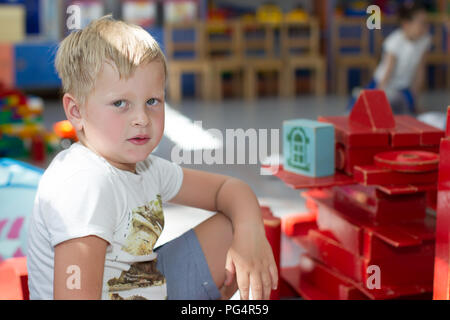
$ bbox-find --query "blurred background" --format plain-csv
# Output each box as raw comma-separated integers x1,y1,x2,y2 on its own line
0,0,449,284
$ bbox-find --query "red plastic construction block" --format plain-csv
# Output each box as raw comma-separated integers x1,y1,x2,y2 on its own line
349,90,396,130
305,190,435,257
434,136,450,299
262,164,355,189
261,206,281,300
388,122,422,147
306,229,434,287
319,116,390,148
333,185,427,224
395,115,445,146
336,144,440,176
0,256,29,300
281,260,369,300
281,212,317,237
354,165,438,187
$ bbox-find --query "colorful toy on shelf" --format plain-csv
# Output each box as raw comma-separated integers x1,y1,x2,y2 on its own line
0,86,60,161
283,119,335,177
284,8,309,23
263,89,445,300
53,119,78,149
256,3,282,24
163,0,199,24
122,0,157,28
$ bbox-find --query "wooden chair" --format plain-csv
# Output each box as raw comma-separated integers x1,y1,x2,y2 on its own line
280,18,326,96
164,21,213,104
425,14,450,90
239,21,284,100
204,20,244,100
332,16,377,96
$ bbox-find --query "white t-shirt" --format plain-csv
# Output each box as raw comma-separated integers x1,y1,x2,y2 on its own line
26,142,183,300
374,29,431,90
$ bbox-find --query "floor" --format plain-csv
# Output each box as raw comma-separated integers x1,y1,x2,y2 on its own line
37,89,449,298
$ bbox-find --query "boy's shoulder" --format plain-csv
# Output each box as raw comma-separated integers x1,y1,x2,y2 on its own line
40,142,113,189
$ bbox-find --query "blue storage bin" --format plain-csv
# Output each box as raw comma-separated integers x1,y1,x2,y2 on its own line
14,41,61,89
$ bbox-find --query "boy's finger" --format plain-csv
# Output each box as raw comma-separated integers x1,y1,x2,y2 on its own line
224,253,235,286
261,270,272,300
250,272,263,300
269,263,278,290
236,269,250,300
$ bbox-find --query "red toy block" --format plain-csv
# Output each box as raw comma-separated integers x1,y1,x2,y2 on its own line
306,190,435,257
434,137,450,299
315,197,363,255
349,90,396,130
333,185,427,224
307,229,434,287
395,115,445,146
281,259,369,300
31,134,46,163
354,165,438,186
374,150,439,173
262,164,355,189
318,116,390,148
388,122,422,147
281,212,317,237
0,256,29,300
376,183,437,195
336,144,440,176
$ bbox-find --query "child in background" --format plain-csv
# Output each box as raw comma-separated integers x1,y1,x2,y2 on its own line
351,1,431,114
26,16,277,300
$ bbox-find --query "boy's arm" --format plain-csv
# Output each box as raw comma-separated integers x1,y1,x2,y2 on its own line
169,168,278,300
54,236,108,299
377,53,396,90
411,54,427,97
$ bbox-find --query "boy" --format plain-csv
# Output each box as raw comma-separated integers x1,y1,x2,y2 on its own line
372,1,431,113
350,1,431,113
26,16,277,300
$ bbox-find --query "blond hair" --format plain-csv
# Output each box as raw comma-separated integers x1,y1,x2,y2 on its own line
55,15,167,105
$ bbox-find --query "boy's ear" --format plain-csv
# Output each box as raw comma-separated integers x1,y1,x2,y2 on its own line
62,93,84,131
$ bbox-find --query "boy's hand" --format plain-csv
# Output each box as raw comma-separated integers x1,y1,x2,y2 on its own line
224,224,278,300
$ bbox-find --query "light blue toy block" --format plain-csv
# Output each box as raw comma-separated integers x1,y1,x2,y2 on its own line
283,119,335,177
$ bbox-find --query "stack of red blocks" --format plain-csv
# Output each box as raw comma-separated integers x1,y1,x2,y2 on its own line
267,90,446,300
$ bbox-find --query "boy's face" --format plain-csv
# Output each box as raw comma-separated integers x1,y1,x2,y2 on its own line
404,11,429,40
79,60,165,173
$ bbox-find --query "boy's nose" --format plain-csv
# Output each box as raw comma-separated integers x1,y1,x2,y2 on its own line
131,109,150,127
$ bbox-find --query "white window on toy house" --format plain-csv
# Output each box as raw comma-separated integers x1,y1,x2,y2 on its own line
291,129,307,166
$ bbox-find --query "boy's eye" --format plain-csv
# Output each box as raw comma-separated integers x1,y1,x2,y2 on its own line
147,98,158,106
113,100,127,108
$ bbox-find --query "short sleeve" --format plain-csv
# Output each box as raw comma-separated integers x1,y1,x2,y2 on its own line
153,156,184,202
43,170,120,247
383,30,403,57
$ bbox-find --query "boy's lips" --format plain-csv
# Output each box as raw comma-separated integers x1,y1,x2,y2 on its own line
128,135,150,145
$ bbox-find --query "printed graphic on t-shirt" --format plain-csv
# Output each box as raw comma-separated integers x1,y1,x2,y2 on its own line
107,194,166,300
123,194,164,255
